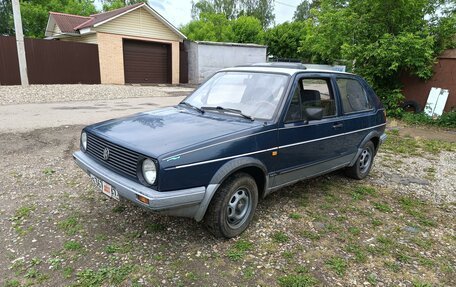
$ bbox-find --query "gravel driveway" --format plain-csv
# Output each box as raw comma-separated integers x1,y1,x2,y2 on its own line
0,85,454,286
0,84,195,105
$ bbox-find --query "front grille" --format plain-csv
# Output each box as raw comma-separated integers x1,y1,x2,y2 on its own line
86,133,140,179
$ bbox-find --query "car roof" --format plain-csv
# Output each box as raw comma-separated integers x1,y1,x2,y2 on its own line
221,64,353,76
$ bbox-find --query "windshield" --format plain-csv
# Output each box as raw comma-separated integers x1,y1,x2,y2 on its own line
183,72,289,120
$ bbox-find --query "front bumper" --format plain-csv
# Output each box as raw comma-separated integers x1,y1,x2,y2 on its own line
73,151,206,217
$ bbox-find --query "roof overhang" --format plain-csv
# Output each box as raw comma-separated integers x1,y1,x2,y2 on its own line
92,3,187,40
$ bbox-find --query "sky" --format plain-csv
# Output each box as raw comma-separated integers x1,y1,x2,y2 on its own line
147,0,302,28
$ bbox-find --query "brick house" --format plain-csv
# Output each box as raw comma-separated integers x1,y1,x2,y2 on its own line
45,2,186,85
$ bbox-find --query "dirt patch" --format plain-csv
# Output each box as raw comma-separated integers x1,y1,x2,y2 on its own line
388,119,456,143
0,126,455,287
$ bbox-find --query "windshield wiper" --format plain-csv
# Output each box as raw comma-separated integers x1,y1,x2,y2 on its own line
179,102,205,114
201,106,254,121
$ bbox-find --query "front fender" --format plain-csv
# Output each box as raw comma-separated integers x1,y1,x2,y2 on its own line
193,157,268,222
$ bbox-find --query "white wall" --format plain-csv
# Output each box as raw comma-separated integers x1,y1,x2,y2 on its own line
187,42,267,84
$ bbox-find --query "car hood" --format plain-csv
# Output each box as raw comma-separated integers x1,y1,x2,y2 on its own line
87,107,262,159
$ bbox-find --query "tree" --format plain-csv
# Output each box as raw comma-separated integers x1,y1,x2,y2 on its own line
300,0,456,115
264,21,311,60
293,0,311,21
0,0,13,36
191,0,238,19
101,0,144,11
180,13,235,42
232,15,263,43
16,0,97,38
239,0,275,28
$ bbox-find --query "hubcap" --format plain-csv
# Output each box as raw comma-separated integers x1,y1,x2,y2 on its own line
359,148,371,173
226,188,252,229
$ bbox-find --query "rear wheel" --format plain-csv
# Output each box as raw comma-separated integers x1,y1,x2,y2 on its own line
345,141,375,180
204,172,258,238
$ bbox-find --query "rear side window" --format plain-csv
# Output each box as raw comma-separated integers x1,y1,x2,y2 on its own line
336,78,372,113
285,77,336,122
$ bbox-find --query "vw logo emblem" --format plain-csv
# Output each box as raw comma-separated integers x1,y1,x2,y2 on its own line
103,147,110,161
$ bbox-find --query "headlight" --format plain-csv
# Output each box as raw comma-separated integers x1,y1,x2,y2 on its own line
142,159,157,185
81,132,87,151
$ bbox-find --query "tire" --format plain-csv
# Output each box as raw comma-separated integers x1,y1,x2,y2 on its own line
401,100,421,113
345,141,375,180
204,172,258,238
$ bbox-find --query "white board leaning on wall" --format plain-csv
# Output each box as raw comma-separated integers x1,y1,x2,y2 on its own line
425,87,449,117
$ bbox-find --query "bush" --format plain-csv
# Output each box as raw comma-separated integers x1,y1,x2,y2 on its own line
402,111,456,129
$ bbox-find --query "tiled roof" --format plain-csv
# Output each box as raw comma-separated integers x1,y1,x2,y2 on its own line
47,2,186,39
50,2,144,33
49,12,91,34
74,2,144,30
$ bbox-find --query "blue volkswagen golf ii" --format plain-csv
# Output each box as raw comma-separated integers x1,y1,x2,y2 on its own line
74,63,387,238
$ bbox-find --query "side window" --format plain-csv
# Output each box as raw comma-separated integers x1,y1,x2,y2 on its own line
285,77,336,122
301,79,336,117
285,87,302,122
336,78,372,113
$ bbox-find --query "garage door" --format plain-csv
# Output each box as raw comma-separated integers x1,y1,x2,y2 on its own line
123,39,171,84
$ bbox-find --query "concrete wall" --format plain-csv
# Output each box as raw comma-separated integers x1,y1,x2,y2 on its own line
187,41,267,84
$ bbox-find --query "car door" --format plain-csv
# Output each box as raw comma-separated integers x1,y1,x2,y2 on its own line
334,76,377,155
271,73,347,188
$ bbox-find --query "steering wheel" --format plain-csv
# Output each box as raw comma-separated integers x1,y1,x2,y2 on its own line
252,100,276,117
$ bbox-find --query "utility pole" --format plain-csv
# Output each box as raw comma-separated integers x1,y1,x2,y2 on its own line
12,0,29,86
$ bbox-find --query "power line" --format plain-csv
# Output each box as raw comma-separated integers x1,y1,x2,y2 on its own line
276,0,298,9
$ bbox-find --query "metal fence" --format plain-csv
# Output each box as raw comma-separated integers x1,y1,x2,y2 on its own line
0,36,101,85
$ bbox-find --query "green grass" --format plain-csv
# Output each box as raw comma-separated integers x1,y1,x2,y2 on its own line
243,266,255,279
146,223,166,233
4,279,20,287
42,167,56,175
76,265,134,287
289,213,302,219
272,231,289,243
412,280,433,287
11,204,36,235
112,205,126,213
399,197,437,227
301,230,321,241
351,185,376,200
63,267,74,279
233,239,253,251
226,249,244,261
105,244,121,254
345,244,367,263
227,240,253,261
372,202,392,213
58,215,82,235
325,257,348,276
47,257,64,270
383,129,456,155
384,261,401,272
348,226,361,236
277,274,318,287
64,241,83,251
402,111,456,129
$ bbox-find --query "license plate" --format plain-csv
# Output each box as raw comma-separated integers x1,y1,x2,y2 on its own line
90,174,119,201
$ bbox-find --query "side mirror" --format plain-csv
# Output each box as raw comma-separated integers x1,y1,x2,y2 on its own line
305,107,323,121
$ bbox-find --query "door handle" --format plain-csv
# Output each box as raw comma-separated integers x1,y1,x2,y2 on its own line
332,123,343,129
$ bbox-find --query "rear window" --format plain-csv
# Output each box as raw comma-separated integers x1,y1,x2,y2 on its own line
336,78,372,113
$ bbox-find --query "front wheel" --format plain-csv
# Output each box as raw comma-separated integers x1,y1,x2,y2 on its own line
204,172,258,238
345,141,375,180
